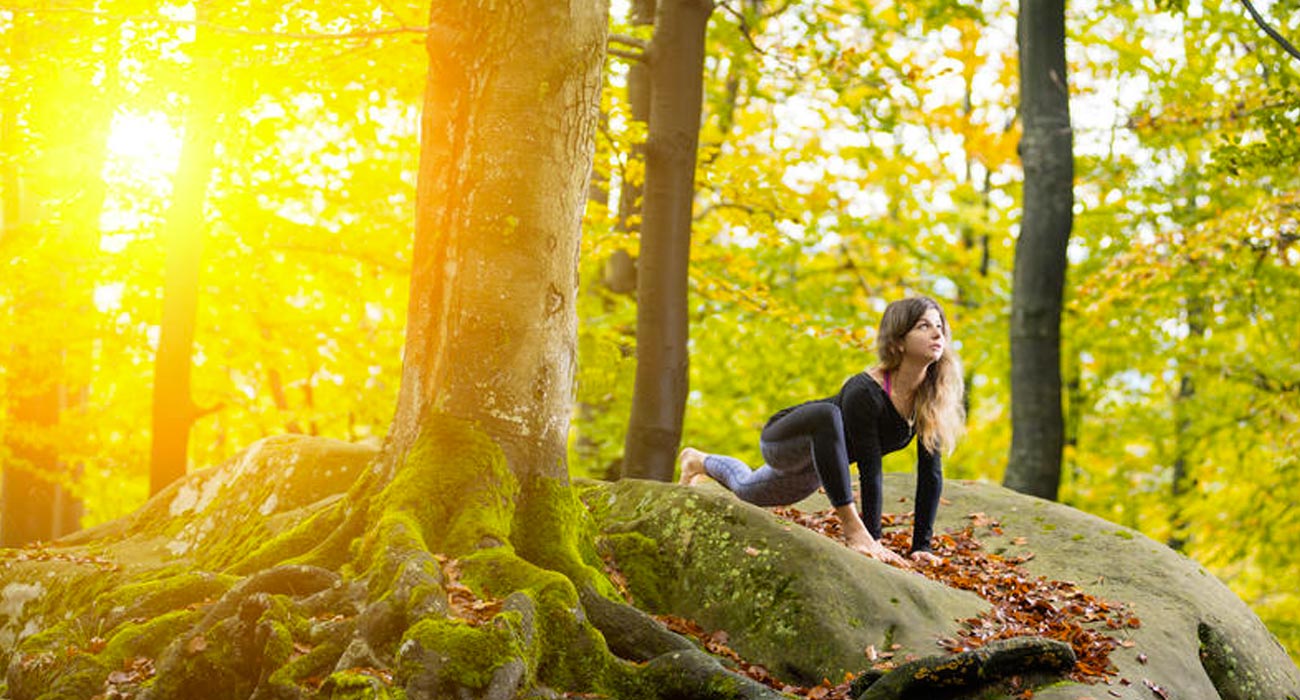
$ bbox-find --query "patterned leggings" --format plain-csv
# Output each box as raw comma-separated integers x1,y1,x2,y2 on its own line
703,402,855,508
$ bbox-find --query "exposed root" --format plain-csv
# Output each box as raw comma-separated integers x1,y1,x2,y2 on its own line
853,636,1076,700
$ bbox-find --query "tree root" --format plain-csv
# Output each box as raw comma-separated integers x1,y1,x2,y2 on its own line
578,585,786,699
853,636,1076,700
577,584,694,662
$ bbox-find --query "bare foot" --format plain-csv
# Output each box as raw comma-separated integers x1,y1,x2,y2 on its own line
845,534,909,567
677,447,709,485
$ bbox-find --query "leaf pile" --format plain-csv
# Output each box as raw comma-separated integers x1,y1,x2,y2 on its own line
775,506,1140,684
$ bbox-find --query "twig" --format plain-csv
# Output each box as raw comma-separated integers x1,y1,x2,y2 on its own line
1238,0,1300,62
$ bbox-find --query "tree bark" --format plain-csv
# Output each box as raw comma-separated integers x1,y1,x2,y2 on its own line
622,0,714,481
388,0,607,481
149,23,221,495
1003,0,1074,501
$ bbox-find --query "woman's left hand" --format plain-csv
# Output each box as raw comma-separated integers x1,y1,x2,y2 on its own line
909,551,942,566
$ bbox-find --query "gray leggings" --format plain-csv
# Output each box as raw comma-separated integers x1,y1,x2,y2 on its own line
703,402,853,508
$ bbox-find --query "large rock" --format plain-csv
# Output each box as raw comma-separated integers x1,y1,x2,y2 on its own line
580,477,989,687
584,475,1300,700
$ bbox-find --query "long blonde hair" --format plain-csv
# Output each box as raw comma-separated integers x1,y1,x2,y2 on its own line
874,297,966,454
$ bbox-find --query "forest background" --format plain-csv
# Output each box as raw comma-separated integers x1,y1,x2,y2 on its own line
2,0,1298,663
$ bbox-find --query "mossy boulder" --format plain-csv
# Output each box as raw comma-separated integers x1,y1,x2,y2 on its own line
0,435,378,699
584,475,1300,700
580,477,988,687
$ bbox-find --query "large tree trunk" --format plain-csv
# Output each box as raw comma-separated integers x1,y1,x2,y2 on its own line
622,0,714,481
388,3,603,479
1003,0,1074,501
149,25,221,495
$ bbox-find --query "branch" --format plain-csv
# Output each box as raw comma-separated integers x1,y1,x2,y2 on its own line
1239,0,1300,63
608,33,649,50
607,47,647,62
0,4,425,42
716,2,767,56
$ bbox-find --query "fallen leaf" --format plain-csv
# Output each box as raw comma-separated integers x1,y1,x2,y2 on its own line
744,546,760,557
1138,653,1149,664
1143,678,1170,699
185,636,207,655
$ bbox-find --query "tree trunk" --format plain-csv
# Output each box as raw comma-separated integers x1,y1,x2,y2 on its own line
1168,295,1204,551
387,0,607,481
615,0,656,235
149,26,221,495
1003,0,1073,501
623,0,714,481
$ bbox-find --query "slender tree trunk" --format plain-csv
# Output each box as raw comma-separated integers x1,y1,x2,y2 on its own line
1003,0,1074,501
149,25,221,495
1168,295,1204,552
388,0,606,480
622,0,714,481
615,0,657,235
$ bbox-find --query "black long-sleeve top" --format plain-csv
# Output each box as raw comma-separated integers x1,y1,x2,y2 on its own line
792,372,943,553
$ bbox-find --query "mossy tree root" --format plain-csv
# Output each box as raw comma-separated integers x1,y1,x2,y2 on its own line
578,585,790,699
853,636,1076,700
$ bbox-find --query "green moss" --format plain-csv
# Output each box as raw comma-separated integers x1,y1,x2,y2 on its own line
102,571,234,621
375,418,518,558
228,495,350,575
514,475,612,594
322,668,404,699
354,510,432,596
400,616,524,689
102,609,201,663
1112,529,1135,540
603,532,671,611
1072,534,1086,541
266,640,346,690
460,546,563,597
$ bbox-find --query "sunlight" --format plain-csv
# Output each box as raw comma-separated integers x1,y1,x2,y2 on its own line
99,110,183,236
106,110,182,172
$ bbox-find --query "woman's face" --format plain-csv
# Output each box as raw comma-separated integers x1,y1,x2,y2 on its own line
901,307,946,364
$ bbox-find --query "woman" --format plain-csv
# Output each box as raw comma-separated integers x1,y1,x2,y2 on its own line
679,297,965,566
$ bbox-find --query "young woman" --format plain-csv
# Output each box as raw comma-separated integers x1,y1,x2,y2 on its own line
678,297,965,566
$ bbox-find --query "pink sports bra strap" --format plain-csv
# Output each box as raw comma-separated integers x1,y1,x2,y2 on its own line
883,371,892,396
